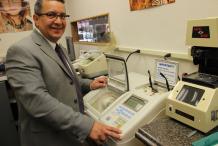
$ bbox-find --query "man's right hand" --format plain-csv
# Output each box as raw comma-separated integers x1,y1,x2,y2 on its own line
89,121,122,144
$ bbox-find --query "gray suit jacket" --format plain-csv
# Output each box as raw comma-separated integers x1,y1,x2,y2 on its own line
5,29,94,146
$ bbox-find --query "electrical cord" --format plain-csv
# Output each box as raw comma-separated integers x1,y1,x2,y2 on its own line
164,53,171,60
160,72,170,91
148,70,157,93
163,53,180,83
126,49,140,62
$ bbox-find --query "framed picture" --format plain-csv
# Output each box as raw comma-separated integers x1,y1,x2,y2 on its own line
0,0,33,33
129,0,175,11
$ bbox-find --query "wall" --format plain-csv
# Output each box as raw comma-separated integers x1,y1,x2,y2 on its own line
67,0,218,76
0,0,72,58
68,0,218,53
0,0,216,76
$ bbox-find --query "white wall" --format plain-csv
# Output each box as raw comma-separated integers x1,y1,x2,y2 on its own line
67,0,218,53
0,0,216,76
67,0,218,77
0,0,72,58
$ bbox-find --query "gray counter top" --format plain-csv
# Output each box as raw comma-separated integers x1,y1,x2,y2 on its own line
136,117,204,146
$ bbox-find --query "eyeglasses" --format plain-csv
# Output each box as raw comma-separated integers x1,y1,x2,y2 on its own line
36,12,70,20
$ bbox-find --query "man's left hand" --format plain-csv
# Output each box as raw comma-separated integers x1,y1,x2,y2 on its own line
90,76,107,90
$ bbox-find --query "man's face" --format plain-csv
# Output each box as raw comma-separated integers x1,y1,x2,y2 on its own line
33,0,66,42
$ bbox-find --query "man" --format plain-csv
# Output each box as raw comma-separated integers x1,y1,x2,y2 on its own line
5,0,121,146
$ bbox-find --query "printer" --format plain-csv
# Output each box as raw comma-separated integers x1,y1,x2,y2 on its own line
73,51,108,78
166,17,218,133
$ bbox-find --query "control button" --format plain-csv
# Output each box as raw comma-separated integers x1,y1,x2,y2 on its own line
74,99,77,103
70,81,74,85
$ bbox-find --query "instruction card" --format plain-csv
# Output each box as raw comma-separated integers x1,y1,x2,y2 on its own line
155,59,179,86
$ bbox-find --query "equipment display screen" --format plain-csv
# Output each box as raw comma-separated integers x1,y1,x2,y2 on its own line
123,96,145,112
192,26,210,38
176,85,205,106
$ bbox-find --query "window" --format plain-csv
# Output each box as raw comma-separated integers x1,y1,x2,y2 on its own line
71,14,110,44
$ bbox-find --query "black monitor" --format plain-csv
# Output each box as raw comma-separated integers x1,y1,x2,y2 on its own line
65,36,76,61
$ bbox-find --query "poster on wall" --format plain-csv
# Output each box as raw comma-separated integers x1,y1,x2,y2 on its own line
129,0,175,11
0,0,33,33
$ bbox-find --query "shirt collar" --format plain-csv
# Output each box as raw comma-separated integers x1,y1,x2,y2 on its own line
35,28,57,50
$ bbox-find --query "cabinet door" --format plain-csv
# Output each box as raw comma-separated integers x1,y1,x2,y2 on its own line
0,81,20,146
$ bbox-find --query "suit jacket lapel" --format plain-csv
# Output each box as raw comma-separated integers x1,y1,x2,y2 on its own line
31,29,73,79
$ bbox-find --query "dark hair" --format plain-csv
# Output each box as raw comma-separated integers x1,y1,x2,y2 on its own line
34,0,65,14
